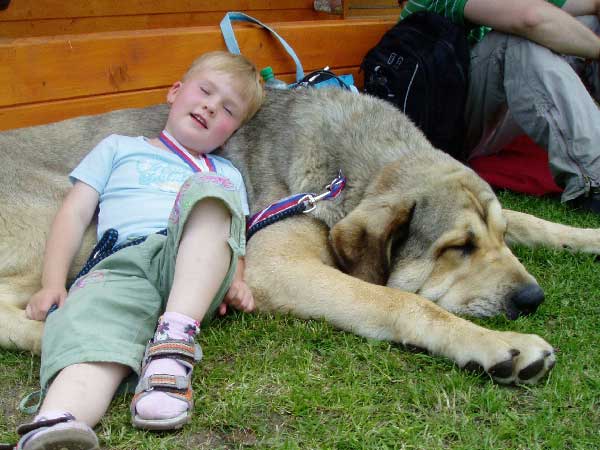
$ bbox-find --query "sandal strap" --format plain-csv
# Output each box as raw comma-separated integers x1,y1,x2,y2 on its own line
16,413,76,436
2,413,80,450
134,373,191,394
130,377,193,416
131,388,192,408
143,339,202,366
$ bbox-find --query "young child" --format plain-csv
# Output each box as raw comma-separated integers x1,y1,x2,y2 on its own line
14,51,264,449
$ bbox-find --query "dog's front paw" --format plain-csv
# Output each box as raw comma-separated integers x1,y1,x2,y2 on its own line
461,331,555,385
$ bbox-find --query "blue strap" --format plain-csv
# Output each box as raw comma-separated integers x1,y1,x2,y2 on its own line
19,388,45,415
66,228,168,290
220,11,304,82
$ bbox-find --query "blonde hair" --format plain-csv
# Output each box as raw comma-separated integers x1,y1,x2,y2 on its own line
184,51,264,123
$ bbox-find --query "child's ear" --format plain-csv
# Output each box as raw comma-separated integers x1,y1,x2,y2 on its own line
166,81,182,105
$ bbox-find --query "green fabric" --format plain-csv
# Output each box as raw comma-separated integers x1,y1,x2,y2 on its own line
40,173,246,390
400,0,568,43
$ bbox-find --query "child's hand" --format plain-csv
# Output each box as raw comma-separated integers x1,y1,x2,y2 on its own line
219,279,255,315
26,287,67,321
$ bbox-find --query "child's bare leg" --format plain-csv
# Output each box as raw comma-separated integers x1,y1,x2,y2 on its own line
166,198,231,319
13,363,129,449
40,362,130,427
134,198,231,422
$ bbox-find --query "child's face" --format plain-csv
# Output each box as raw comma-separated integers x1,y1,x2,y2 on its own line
165,68,248,155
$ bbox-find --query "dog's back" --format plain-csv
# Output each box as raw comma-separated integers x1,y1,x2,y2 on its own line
220,88,453,226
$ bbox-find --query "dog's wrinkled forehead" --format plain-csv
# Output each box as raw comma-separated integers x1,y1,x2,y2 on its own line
413,169,506,242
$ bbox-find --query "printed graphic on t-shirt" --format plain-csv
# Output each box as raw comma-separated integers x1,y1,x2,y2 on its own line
136,159,191,192
193,173,235,190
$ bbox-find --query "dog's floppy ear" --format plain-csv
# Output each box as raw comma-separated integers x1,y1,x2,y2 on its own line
330,196,415,285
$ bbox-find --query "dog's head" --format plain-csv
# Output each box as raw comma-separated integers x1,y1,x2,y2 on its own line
330,155,543,319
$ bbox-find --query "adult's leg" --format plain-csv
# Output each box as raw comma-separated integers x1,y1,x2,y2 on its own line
464,31,517,159
466,26,600,202
504,30,600,201
565,16,600,101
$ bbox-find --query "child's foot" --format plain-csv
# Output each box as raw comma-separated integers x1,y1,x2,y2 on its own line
13,412,98,450
134,354,189,420
131,313,202,430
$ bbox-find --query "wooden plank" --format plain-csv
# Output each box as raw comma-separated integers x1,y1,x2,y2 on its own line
0,0,315,20
1,10,340,38
0,89,168,131
347,0,399,7
345,8,400,17
344,0,400,18
1,19,392,107
0,67,364,131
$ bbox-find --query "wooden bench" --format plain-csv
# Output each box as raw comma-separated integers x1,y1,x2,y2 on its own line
0,0,346,38
0,1,398,131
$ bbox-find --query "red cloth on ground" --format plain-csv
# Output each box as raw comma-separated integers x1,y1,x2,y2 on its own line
469,135,563,196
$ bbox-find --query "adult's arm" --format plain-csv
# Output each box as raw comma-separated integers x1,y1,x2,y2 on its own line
562,0,600,16
464,0,600,59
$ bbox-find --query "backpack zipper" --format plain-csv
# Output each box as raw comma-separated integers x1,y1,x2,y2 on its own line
403,63,420,114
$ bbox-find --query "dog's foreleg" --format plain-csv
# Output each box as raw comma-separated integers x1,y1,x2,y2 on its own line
246,218,555,385
504,209,600,254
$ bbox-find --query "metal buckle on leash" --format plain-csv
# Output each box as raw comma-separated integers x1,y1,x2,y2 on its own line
299,182,338,214
299,172,346,214
299,193,319,214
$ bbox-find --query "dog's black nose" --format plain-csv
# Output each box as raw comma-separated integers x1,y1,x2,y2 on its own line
509,284,545,318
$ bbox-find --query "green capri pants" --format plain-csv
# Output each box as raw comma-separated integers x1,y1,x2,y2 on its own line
40,173,246,391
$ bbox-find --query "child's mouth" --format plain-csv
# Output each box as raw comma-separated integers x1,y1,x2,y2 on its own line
190,113,207,129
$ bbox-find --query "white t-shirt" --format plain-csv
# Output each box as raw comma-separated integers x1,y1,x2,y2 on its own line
70,134,249,245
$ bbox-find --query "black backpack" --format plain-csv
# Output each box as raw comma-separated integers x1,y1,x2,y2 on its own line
361,12,470,160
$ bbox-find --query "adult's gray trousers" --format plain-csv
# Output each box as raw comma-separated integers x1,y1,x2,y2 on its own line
465,15,600,202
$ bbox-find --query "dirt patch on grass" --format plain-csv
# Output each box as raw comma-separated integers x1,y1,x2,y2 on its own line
182,428,257,448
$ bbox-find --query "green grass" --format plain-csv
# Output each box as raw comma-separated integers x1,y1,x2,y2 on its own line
1,191,599,449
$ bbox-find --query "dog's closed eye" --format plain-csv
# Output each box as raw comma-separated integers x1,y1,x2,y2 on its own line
439,230,477,258
445,241,476,256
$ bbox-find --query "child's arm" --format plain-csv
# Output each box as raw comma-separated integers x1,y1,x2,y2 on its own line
26,181,99,321
219,257,255,315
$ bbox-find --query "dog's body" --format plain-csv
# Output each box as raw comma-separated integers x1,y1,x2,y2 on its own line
2,89,599,384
